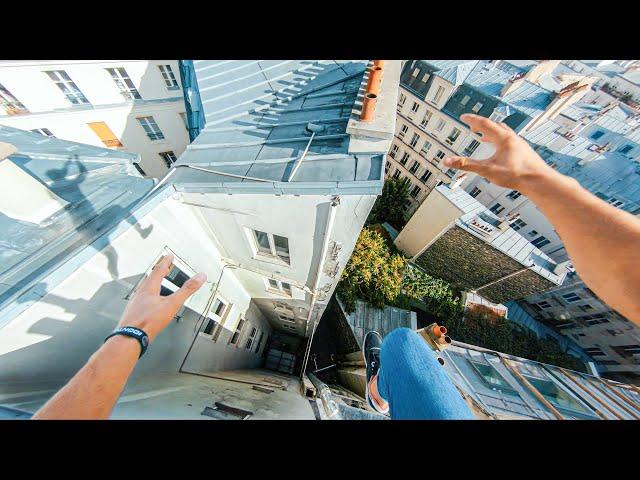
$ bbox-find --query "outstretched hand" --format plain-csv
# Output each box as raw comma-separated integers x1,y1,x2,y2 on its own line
443,114,558,194
118,254,207,342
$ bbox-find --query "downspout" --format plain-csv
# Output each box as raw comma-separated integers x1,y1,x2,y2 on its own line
300,195,341,378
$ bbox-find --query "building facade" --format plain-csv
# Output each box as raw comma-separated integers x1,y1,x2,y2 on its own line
387,60,593,217
0,60,400,418
0,60,189,178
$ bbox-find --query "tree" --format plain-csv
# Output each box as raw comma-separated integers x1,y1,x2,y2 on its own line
337,227,407,312
367,177,410,230
401,265,463,321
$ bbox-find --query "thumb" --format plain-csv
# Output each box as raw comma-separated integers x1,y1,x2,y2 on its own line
168,272,207,307
443,156,486,174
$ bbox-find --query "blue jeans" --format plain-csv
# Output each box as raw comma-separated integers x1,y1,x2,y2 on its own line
376,328,475,419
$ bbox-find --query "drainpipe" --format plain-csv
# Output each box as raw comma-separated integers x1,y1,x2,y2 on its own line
300,195,341,378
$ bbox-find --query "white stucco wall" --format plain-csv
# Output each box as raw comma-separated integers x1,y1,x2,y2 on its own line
0,61,189,178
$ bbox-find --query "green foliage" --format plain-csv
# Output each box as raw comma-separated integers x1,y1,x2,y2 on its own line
367,177,410,230
337,227,407,312
401,265,463,320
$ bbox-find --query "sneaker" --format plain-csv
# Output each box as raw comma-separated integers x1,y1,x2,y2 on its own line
363,331,389,415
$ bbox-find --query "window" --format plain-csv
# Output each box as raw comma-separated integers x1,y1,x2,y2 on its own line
446,169,456,178
255,331,265,353
468,360,514,393
469,187,482,198
420,170,432,183
460,95,471,106
506,190,521,200
0,83,28,114
399,124,408,139
158,64,179,89
412,68,419,78
435,119,446,132
537,301,552,309
562,292,582,303
389,143,399,158
137,116,164,140
398,93,406,106
229,318,246,345
392,170,401,180
420,111,432,128
410,185,421,198
434,150,446,161
421,140,432,154
463,139,481,156
579,304,593,312
245,326,257,350
511,218,527,231
532,236,551,248
524,376,589,413
409,160,420,175
585,347,606,356
619,144,633,154
490,203,505,214
471,102,483,113
446,128,461,145
409,133,420,148
87,122,123,148
279,313,296,324
410,101,420,113
608,198,625,208
619,345,640,355
282,324,297,332
385,162,390,174
205,298,231,339
590,130,604,140
106,67,141,100
159,151,177,168
489,111,506,122
31,128,54,137
432,85,445,103
400,152,410,166
266,278,292,296
45,70,89,105
528,230,538,237
251,229,290,264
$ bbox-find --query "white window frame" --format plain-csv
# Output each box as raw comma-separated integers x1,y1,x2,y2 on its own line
137,116,165,141
399,124,408,139
31,128,54,137
203,296,231,340
446,127,461,145
420,111,432,129
45,70,90,105
409,133,420,148
434,150,446,162
158,64,180,89
159,151,177,168
410,101,420,113
471,102,484,113
432,85,445,104
435,118,446,132
389,143,399,158
249,229,291,265
463,139,481,156
245,325,257,350
106,67,141,101
229,317,246,345
265,277,292,297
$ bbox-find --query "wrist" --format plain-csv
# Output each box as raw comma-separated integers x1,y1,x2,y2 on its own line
517,165,567,198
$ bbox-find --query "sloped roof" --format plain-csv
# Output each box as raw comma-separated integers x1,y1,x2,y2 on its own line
174,60,387,195
433,60,479,85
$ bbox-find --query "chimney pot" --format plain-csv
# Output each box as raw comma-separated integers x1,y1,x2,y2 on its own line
366,66,383,97
360,93,378,122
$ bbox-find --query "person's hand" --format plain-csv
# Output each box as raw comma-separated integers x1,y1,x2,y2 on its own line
443,114,559,194
118,254,207,342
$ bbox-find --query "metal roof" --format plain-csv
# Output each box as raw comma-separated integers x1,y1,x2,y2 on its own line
436,185,565,285
464,61,555,118
173,60,387,195
0,125,154,309
432,61,479,85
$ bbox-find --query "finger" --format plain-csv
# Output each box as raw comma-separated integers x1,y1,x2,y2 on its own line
443,156,487,175
167,272,207,308
142,253,175,294
460,114,509,143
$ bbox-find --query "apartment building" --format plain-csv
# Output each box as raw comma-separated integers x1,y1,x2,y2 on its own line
0,60,189,178
394,184,568,304
388,60,593,217
563,60,640,103
0,60,400,419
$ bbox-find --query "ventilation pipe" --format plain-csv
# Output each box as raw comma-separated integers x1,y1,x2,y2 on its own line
360,93,378,122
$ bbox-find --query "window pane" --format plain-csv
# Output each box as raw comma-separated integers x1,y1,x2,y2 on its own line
166,265,189,288
268,279,278,288
254,230,271,253
273,235,289,259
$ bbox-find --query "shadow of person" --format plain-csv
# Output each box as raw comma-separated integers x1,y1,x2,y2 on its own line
45,158,154,280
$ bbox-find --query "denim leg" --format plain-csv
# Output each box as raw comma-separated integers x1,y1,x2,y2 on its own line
376,328,474,420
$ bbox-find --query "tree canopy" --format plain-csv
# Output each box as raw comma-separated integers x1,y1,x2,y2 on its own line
367,177,410,230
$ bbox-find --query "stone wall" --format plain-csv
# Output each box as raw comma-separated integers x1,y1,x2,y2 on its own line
414,226,556,303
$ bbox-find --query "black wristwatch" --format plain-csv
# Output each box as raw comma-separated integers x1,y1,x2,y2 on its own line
104,326,149,358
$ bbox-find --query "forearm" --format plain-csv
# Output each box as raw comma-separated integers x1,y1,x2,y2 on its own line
522,169,640,323
33,336,140,419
